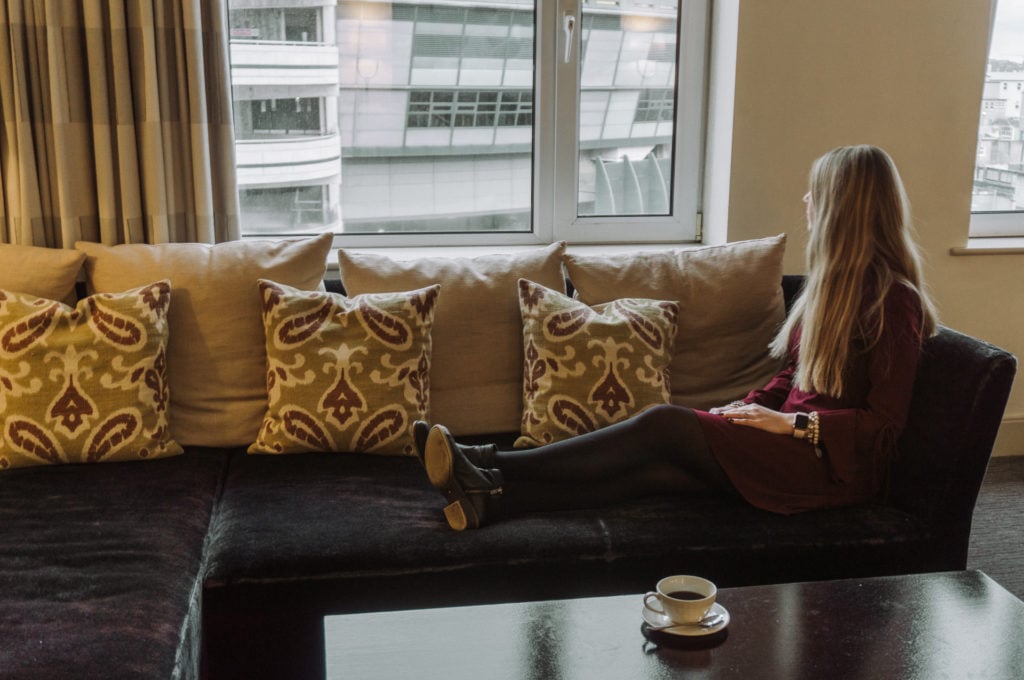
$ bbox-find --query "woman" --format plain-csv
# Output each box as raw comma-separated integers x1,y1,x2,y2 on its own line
417,144,938,531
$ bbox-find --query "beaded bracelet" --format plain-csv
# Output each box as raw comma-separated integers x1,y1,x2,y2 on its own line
807,411,821,457
807,411,820,446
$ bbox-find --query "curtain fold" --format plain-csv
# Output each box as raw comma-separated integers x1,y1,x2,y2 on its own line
0,0,239,247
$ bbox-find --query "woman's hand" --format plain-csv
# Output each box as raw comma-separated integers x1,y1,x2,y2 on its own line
715,403,796,436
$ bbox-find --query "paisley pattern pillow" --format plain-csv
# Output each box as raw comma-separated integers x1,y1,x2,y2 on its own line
516,279,679,448
338,242,566,436
249,280,441,456
0,281,182,470
563,235,787,410
76,234,332,448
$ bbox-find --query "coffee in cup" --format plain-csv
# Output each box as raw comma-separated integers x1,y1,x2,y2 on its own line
643,575,716,624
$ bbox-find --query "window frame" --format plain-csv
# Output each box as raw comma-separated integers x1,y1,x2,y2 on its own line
969,0,1024,238
548,0,708,245
231,0,709,248
970,211,1024,237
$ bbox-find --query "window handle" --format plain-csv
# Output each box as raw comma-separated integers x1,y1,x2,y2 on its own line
563,13,576,63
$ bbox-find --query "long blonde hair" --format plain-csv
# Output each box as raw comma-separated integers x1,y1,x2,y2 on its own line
770,145,937,397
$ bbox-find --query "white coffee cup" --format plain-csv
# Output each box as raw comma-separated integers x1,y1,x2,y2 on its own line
643,575,717,624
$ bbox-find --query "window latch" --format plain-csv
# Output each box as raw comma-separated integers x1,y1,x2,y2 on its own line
563,13,576,63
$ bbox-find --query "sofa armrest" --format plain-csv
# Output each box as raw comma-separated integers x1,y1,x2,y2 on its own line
890,326,1016,526
781,273,1015,528
781,274,804,312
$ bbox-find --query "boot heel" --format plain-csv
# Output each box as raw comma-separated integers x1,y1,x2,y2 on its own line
443,500,478,531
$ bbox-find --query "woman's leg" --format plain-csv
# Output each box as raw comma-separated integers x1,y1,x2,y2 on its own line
501,463,714,514
496,404,726,483
494,404,737,513
420,404,736,529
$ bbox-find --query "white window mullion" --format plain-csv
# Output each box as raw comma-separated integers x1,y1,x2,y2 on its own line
673,0,709,240
531,0,561,245
549,0,583,241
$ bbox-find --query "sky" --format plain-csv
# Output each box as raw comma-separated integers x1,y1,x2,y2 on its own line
991,0,1024,59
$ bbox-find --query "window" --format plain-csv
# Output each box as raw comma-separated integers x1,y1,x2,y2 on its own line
236,98,323,138
407,90,533,129
227,0,707,245
230,7,321,42
240,185,335,234
634,88,675,123
971,0,1024,237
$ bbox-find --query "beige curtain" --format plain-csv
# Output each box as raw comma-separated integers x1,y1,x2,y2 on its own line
0,0,239,247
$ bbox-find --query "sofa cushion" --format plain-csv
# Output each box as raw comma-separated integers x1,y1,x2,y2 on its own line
249,280,441,457
75,235,332,447
0,450,230,680
516,279,677,447
203,449,616,588
202,447,932,612
337,243,566,436
0,281,181,469
200,447,936,680
0,244,86,307
563,235,787,410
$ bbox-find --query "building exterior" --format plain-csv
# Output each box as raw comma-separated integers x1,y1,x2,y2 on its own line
230,0,343,234
228,0,683,236
975,69,1024,212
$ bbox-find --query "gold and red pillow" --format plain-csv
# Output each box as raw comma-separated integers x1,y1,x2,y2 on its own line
75,234,332,448
563,235,787,410
338,243,566,436
249,280,441,456
0,281,182,469
516,279,678,447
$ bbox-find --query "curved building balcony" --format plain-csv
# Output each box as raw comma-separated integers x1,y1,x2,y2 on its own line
231,41,340,88
235,134,342,187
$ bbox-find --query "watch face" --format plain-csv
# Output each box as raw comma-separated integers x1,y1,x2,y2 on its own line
794,413,809,430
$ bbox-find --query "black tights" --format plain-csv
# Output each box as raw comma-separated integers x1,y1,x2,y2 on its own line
491,404,738,514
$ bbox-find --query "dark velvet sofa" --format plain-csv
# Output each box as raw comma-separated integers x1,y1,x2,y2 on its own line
0,277,1016,680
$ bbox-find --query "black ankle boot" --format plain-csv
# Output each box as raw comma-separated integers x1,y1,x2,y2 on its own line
412,421,498,469
424,424,503,531
413,421,431,465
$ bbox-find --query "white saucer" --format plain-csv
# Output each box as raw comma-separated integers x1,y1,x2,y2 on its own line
641,601,730,637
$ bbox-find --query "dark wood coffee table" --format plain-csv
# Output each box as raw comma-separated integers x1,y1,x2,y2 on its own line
324,570,1024,679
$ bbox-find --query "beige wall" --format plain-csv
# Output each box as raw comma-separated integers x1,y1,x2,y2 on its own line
706,0,1023,455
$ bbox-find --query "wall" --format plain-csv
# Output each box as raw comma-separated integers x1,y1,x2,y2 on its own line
706,0,1023,455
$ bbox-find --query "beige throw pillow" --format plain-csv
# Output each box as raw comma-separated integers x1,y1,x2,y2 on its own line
563,235,787,411
75,234,332,447
516,279,678,447
249,280,440,456
0,281,182,469
338,243,566,435
0,244,86,306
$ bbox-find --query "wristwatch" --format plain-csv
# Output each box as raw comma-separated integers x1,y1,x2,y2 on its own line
793,413,809,440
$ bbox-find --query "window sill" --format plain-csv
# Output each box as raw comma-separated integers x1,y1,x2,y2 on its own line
950,237,1024,256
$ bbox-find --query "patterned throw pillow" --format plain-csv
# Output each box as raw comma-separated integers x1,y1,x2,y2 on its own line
516,279,679,448
0,281,183,469
338,242,566,436
75,234,332,448
563,235,787,410
249,280,441,456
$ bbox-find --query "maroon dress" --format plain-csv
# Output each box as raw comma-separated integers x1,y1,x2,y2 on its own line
694,284,924,514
